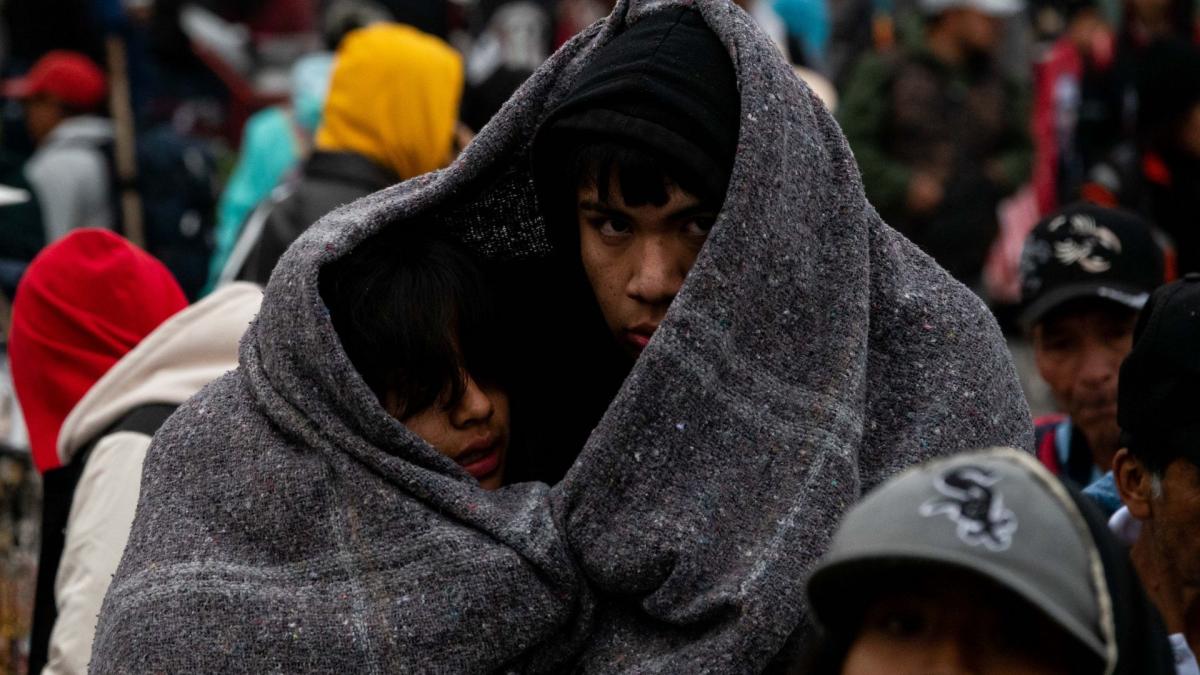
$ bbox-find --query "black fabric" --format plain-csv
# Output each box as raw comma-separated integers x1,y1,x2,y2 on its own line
238,151,398,284
61,126,219,300
27,402,177,675
1118,274,1200,468
532,7,740,201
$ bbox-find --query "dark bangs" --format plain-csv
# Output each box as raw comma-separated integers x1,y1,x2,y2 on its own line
567,141,708,208
319,225,508,420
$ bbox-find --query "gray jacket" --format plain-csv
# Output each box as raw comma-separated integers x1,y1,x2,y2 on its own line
91,1,1032,672
25,116,114,242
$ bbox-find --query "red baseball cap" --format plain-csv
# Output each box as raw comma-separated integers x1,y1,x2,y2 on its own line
2,50,107,110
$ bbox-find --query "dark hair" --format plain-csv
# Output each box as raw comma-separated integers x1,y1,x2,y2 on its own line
319,225,509,419
565,140,710,208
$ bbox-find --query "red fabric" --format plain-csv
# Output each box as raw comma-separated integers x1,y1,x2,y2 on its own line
1031,38,1084,216
8,230,186,473
1033,412,1068,476
2,50,107,110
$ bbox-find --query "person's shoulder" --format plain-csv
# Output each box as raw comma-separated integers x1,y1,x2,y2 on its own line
27,140,108,179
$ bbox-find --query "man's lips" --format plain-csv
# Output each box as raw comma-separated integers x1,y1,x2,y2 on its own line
454,435,503,479
623,324,658,352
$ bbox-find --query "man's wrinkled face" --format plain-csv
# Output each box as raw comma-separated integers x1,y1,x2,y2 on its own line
1148,457,1200,618
576,175,716,358
1032,302,1136,462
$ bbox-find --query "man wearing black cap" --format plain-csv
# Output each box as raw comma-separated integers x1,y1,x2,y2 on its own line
1019,202,1166,489
1111,275,1200,674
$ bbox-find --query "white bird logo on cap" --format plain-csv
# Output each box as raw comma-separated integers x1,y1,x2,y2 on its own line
1050,214,1122,274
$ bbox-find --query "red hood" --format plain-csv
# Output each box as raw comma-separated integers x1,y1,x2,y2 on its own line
8,229,186,473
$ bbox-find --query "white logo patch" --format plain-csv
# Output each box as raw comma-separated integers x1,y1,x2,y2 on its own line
1049,213,1122,273
919,466,1018,552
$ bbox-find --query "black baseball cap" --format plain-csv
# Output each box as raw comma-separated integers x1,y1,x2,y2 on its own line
1118,273,1200,468
1019,203,1165,328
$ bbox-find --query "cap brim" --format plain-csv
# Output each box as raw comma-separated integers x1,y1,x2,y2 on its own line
1020,281,1150,329
808,551,1109,665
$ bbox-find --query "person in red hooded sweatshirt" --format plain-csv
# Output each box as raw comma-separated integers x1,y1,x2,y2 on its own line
8,229,261,675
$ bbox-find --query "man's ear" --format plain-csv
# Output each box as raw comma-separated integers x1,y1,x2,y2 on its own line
1114,447,1154,520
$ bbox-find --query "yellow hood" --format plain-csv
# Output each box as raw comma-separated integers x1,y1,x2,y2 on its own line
315,23,463,181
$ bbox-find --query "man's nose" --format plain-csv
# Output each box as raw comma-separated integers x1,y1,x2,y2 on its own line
1077,343,1119,388
626,236,686,306
918,635,976,675
451,375,494,428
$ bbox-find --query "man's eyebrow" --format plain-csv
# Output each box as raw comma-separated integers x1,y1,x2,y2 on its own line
578,200,625,216
578,200,717,220
666,203,717,220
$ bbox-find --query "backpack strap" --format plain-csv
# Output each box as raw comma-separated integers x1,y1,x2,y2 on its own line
27,402,178,675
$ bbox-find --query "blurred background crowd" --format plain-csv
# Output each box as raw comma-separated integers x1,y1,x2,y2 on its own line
1,0,1198,670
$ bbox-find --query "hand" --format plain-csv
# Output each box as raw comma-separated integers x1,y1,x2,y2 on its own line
906,172,944,214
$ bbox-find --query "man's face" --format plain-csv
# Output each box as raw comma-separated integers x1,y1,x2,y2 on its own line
1178,103,1200,159
22,95,63,145
949,7,1005,55
1032,301,1136,462
1147,457,1200,622
576,175,716,358
841,569,1084,675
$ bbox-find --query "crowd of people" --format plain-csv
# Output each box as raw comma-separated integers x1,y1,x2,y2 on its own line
0,0,1197,672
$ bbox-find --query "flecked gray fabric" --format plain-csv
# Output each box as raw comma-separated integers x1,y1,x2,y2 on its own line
90,1,1033,672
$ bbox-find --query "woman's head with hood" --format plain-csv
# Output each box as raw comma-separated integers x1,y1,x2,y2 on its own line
315,22,464,181
804,447,1176,675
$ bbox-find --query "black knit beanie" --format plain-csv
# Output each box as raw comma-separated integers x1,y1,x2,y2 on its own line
532,7,740,201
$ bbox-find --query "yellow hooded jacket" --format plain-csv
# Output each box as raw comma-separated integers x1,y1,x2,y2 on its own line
316,23,463,181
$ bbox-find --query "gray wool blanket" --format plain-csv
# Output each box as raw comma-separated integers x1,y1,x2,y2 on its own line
91,1,1032,671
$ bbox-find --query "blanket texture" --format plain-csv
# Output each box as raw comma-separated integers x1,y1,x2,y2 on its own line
91,1,1032,671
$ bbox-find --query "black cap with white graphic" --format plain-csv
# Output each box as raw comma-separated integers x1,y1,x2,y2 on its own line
807,448,1113,668
1019,202,1165,328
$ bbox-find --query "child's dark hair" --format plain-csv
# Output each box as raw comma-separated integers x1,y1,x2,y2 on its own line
319,225,509,419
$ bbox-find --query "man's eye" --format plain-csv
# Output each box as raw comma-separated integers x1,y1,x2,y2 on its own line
878,609,931,639
684,218,715,237
594,219,631,237
1041,336,1074,352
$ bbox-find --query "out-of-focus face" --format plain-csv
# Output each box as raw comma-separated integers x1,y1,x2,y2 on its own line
1178,103,1200,159
22,95,63,144
949,7,1006,55
1131,0,1172,24
1067,8,1110,53
841,572,1083,675
395,375,510,490
1033,302,1136,466
576,175,716,358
